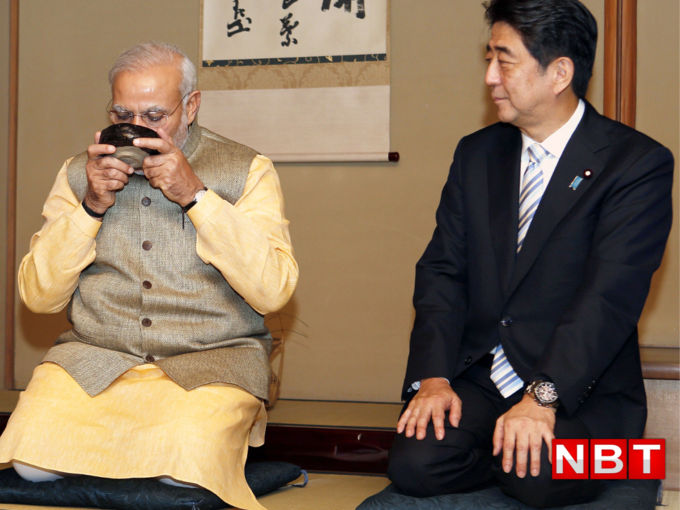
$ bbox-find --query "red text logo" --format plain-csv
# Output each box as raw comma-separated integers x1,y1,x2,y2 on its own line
591,440,627,479
629,440,666,480
552,439,589,479
552,439,665,479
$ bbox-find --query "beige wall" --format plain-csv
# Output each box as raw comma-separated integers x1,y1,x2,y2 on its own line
0,0,9,387
8,1,677,401
635,0,680,346
276,0,603,402
13,0,200,387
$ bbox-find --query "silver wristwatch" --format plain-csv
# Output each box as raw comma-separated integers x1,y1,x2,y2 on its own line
182,187,208,213
525,381,559,410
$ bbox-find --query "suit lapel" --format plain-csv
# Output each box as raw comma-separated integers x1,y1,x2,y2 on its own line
507,104,610,296
488,127,522,297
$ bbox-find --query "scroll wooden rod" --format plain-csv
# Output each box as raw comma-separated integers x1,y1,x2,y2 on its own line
5,0,19,390
269,152,400,163
604,0,637,128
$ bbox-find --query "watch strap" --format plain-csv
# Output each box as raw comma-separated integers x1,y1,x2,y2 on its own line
82,201,106,219
525,380,560,410
181,187,208,213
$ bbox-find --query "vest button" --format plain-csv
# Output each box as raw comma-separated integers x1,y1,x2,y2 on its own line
142,281,152,289
145,354,155,363
464,357,473,365
142,318,152,327
141,197,151,206
500,316,513,327
142,241,152,250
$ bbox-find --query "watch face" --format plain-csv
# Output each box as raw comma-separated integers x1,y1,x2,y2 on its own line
535,382,558,404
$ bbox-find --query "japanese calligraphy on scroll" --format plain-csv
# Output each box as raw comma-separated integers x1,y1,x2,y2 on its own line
203,0,385,65
199,0,391,162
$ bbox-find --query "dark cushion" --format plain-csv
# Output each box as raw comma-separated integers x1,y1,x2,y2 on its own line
0,462,304,510
356,480,661,510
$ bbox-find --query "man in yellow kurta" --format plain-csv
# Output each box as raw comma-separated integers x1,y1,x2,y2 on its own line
0,41,298,510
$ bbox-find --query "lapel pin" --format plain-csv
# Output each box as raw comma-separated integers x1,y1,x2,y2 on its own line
569,176,583,190
583,169,593,178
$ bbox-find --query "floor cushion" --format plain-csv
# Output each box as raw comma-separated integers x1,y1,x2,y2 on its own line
356,480,661,510
0,462,306,510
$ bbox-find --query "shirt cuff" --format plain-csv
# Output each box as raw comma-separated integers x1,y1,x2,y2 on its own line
73,203,103,238
186,189,224,230
408,378,451,392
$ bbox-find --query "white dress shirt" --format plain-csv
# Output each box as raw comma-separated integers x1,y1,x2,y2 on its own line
519,99,586,192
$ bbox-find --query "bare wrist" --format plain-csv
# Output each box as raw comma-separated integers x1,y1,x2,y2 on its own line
421,377,451,388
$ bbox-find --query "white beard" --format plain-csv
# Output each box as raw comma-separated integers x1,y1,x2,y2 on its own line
135,109,191,175
135,112,189,176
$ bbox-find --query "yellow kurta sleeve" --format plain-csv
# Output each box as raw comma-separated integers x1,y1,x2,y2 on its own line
20,155,297,317
18,159,102,314
187,155,298,314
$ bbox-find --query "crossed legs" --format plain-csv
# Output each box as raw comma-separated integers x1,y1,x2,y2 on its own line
13,462,66,483
13,462,199,489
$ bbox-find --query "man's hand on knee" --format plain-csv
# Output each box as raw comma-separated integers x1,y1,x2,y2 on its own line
396,378,461,441
492,394,556,479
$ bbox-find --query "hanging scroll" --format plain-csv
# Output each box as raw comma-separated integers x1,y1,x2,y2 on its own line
199,0,390,162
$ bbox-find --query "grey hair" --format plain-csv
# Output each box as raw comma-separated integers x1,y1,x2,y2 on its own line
108,41,196,104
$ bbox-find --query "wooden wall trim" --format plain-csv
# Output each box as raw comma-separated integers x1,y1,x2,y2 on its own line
247,425,395,474
604,0,637,127
4,0,18,390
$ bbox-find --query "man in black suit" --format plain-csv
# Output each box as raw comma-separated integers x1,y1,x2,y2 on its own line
387,0,674,507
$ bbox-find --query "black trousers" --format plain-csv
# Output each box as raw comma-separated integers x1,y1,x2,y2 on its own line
387,355,605,508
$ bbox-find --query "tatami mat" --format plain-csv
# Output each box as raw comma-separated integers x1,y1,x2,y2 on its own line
261,472,390,509
661,490,680,509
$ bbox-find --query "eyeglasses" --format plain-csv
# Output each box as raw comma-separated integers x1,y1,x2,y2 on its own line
106,94,188,128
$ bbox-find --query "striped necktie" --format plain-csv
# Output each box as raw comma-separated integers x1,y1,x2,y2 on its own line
490,143,549,398
517,143,549,253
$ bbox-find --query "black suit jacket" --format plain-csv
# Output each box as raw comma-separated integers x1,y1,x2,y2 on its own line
403,102,674,439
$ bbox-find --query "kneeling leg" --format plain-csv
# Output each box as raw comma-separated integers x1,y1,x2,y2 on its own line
494,416,605,508
388,384,500,497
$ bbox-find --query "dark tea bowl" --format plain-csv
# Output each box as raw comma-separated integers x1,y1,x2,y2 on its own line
99,123,161,169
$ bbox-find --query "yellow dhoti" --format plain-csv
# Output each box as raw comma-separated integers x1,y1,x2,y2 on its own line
0,362,268,510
